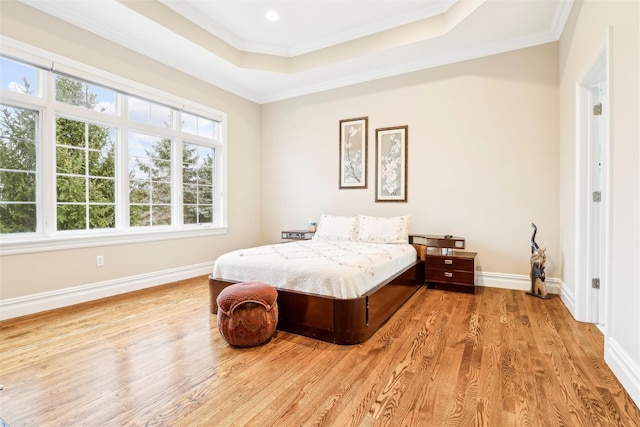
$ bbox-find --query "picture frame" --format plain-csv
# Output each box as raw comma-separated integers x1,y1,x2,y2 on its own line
375,125,408,202
339,117,368,189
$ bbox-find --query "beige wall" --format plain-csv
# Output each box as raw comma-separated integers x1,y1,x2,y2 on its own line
0,2,262,299
261,43,560,277
558,0,639,397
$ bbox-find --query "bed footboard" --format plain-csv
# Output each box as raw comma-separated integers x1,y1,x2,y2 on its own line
208,259,423,345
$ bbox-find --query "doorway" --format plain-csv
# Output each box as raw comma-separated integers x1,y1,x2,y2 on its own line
575,37,610,328
587,81,606,326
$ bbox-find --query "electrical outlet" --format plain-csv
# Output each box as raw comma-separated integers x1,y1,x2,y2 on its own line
96,255,104,267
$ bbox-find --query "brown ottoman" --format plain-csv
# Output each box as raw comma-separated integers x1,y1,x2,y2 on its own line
216,282,278,347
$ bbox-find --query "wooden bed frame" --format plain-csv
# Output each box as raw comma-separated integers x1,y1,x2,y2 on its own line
208,259,424,345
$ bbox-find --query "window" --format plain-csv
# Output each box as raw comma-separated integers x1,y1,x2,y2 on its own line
55,74,116,115
128,132,172,227
0,53,227,253
0,104,38,233
128,96,173,128
0,57,40,97
182,112,217,139
183,142,215,224
55,117,116,230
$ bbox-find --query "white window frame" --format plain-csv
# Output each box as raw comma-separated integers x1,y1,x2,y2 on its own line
0,38,228,255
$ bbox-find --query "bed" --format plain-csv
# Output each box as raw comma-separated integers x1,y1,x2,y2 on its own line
208,214,425,345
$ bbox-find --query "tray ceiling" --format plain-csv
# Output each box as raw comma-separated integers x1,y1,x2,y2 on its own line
17,0,574,104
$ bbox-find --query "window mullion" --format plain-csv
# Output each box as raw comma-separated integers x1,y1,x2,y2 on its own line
116,93,129,232
219,120,227,227
41,71,57,237
84,122,90,230
174,134,183,227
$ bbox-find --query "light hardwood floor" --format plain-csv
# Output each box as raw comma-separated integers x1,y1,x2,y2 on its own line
1,276,638,426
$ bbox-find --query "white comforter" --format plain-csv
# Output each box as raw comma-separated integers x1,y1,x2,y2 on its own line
212,240,417,299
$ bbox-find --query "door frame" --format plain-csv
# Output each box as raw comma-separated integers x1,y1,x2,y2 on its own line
573,29,612,328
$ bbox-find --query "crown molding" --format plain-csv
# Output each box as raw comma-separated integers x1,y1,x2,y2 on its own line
258,29,562,104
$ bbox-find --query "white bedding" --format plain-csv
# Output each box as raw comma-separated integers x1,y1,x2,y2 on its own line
212,240,417,299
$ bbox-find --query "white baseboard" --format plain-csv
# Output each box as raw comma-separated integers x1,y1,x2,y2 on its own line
605,338,640,409
558,278,576,316
0,261,214,321
477,272,576,317
476,271,562,295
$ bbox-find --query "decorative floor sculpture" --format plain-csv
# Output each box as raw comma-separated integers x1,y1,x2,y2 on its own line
527,223,551,299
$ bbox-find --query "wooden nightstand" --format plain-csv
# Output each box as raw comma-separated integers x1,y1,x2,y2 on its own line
409,235,477,294
425,251,477,293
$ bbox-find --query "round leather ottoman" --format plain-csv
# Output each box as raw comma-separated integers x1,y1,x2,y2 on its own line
216,282,278,347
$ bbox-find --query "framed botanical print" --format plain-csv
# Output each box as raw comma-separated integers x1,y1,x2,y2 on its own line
375,125,408,202
339,117,368,189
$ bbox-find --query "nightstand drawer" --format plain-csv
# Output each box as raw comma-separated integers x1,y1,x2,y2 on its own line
425,256,474,271
425,269,475,285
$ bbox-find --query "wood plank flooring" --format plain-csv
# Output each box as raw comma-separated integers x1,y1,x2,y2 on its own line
1,276,639,426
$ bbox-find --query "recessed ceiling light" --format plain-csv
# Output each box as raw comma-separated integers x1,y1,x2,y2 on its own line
265,10,279,22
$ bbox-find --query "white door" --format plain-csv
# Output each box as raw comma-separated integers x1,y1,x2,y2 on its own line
588,82,606,326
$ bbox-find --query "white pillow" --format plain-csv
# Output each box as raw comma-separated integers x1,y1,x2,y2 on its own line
357,215,410,244
313,214,359,241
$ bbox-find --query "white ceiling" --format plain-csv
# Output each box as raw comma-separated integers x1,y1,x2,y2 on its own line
19,0,574,104
159,0,459,57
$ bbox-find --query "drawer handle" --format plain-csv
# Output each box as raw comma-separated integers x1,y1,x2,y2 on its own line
444,272,453,278
444,259,453,265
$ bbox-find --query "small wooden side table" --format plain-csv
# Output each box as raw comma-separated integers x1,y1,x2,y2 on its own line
424,251,477,294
